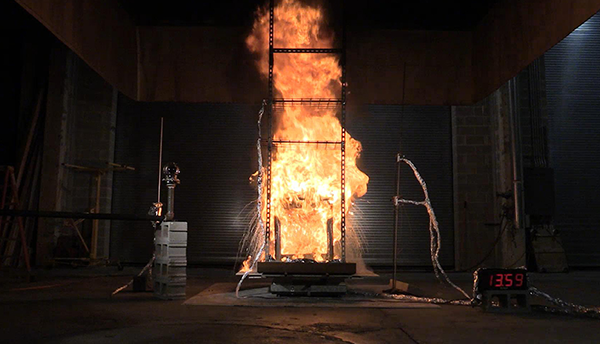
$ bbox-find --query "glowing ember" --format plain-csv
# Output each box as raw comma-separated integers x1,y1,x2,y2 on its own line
243,0,368,266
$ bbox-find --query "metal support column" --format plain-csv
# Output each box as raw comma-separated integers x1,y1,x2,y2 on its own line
264,0,348,263
340,6,347,262
265,0,275,261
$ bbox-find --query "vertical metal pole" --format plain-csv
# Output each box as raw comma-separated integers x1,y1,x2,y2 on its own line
90,173,101,260
157,117,164,203
265,0,274,261
508,78,526,267
393,64,406,290
392,155,401,290
340,2,347,262
162,162,179,222
275,217,281,261
327,218,334,261
508,78,524,232
166,185,175,221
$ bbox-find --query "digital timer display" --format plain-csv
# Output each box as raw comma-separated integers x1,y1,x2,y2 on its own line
476,268,528,292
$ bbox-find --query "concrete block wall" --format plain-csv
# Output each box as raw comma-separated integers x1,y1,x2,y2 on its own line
453,78,528,271
452,104,498,270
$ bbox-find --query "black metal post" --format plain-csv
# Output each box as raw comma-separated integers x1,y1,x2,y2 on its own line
392,154,401,290
340,0,347,262
275,216,281,261
265,0,275,262
327,218,334,261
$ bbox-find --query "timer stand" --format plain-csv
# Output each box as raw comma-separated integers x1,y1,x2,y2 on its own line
483,290,530,313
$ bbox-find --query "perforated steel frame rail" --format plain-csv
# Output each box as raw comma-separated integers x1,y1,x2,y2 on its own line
264,0,348,262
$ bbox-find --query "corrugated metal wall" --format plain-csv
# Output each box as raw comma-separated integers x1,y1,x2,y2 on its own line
111,100,258,264
111,98,453,267
545,12,600,266
348,105,454,267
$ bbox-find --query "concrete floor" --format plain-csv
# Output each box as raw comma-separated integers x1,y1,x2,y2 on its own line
1,267,599,343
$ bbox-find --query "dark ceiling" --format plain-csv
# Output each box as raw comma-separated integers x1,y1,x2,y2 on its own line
117,0,499,31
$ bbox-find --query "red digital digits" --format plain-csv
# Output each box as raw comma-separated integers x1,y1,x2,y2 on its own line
487,273,524,288
494,273,503,286
504,273,513,287
515,273,524,287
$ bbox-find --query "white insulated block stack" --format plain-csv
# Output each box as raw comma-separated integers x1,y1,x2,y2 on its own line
154,221,187,300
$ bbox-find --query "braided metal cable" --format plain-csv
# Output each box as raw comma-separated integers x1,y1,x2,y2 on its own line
395,157,471,300
237,101,268,297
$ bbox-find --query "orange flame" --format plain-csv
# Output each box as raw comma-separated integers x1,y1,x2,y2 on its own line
244,0,368,266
